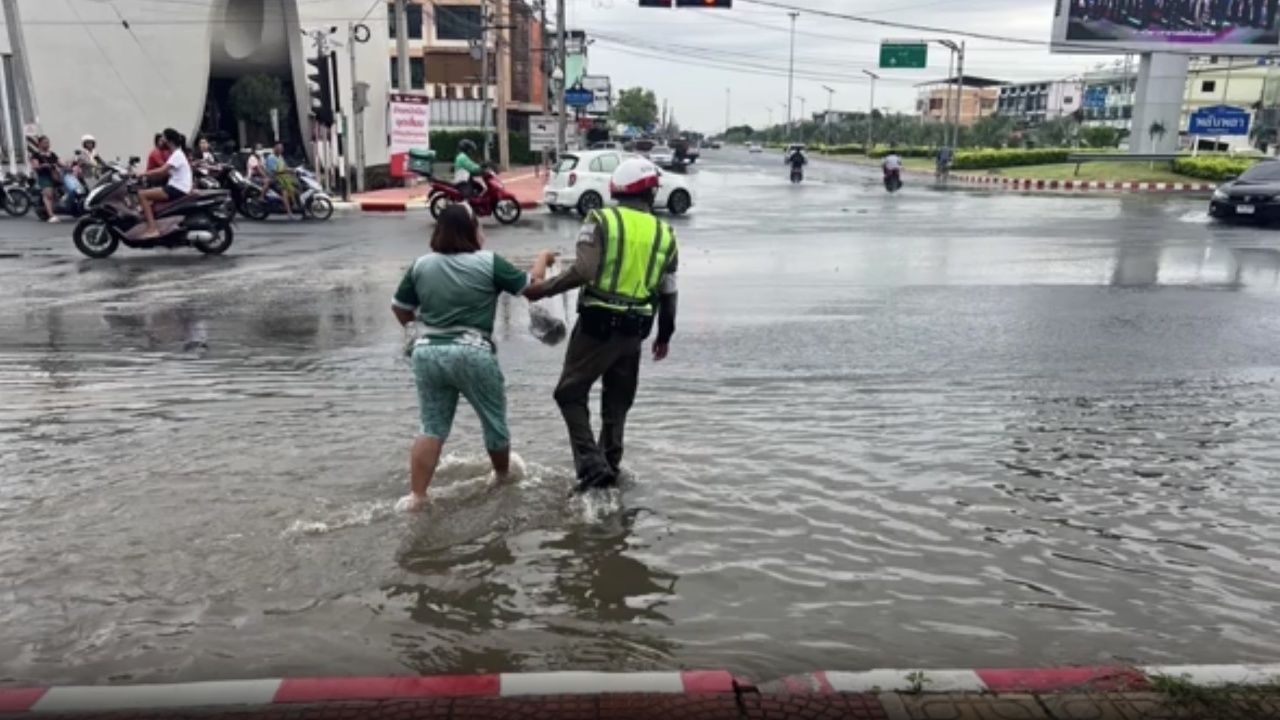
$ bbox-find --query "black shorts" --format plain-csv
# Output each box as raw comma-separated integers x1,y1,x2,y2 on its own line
162,186,185,202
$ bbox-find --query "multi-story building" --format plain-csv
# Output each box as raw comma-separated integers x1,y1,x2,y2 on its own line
996,80,1084,126
386,0,547,132
1081,62,1138,131
916,77,1002,126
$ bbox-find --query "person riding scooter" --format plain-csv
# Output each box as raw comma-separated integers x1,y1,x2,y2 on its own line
453,139,485,199
135,129,193,240
882,148,903,191
787,145,807,181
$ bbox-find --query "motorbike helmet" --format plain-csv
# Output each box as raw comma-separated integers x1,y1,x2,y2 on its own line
81,134,95,146
609,157,660,199
458,139,476,154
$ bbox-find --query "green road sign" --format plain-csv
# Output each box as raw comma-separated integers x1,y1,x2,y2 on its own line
879,42,927,69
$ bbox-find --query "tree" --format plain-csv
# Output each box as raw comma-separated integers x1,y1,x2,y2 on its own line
968,114,1015,148
229,73,287,145
1081,125,1122,149
612,87,659,130
1034,116,1078,147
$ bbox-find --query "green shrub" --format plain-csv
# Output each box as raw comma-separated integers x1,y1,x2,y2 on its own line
951,149,1071,170
818,144,867,155
868,146,934,159
429,130,537,167
1172,156,1258,181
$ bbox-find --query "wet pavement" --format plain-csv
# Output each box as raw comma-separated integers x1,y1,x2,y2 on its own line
4,149,1280,685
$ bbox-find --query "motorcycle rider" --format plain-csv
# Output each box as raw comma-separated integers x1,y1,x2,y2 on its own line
882,146,903,189
935,145,953,180
75,134,102,187
523,157,679,493
265,142,297,219
786,145,808,177
453,139,484,200
135,128,193,240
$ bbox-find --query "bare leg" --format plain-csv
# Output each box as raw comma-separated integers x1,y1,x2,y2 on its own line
487,447,511,481
42,188,56,220
138,188,165,237
406,435,444,510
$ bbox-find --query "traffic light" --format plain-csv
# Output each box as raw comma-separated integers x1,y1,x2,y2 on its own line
307,52,334,127
638,0,672,6
675,0,731,6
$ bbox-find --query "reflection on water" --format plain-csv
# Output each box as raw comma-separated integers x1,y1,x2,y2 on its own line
5,166,1280,684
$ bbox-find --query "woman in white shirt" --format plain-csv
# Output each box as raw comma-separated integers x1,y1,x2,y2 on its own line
135,128,193,239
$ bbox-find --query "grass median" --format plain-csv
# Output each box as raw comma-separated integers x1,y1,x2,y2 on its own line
820,153,1203,185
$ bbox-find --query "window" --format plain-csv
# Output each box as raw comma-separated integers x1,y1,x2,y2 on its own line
387,3,424,39
389,57,426,90
555,155,578,172
589,154,620,174
1202,80,1216,93
1063,96,1074,105
1239,161,1280,182
436,5,482,41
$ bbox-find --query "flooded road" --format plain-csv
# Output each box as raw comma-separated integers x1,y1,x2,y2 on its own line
4,149,1280,684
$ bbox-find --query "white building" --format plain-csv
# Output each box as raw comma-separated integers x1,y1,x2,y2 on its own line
0,0,391,169
996,79,1084,126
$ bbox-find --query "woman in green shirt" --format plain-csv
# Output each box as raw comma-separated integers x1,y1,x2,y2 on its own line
391,204,556,511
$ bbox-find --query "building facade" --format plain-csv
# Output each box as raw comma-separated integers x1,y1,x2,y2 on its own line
0,0,391,169
917,86,1000,126
386,0,548,132
997,80,1084,126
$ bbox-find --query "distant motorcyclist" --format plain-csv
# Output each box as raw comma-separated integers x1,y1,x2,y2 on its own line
786,146,808,168
882,147,903,191
935,145,953,180
453,139,484,199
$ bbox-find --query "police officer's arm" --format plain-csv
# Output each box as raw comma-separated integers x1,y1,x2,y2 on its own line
653,243,678,358
523,218,603,301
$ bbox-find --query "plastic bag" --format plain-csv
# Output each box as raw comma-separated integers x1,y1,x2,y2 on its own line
528,261,568,346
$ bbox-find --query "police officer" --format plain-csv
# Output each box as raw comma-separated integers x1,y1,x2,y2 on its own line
524,157,679,493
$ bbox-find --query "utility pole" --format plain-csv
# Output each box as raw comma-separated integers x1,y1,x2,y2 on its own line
766,107,773,144
496,0,510,171
725,88,731,134
480,0,492,162
394,0,410,92
862,70,878,151
786,12,798,141
953,41,966,148
3,0,37,161
348,22,371,193
821,85,834,146
539,0,549,173
555,0,567,155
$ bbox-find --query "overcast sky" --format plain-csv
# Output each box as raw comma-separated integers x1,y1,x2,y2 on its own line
564,0,1117,131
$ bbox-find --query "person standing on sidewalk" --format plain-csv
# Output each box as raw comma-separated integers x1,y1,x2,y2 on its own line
524,157,679,493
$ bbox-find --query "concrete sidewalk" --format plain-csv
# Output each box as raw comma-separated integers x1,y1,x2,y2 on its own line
3,666,1278,719
353,167,544,212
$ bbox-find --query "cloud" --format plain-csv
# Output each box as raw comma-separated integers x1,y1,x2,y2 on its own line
567,0,1101,130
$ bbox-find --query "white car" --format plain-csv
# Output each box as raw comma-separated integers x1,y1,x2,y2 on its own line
648,144,675,167
543,150,695,217
748,142,763,153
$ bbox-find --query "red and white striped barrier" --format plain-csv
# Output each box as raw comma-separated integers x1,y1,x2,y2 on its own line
3,666,1280,713
772,664,1280,694
0,672,738,713
949,175,1217,193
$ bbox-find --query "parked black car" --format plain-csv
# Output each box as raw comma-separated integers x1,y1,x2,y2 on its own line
1209,158,1280,223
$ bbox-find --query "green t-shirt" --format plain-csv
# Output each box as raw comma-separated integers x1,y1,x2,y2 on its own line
393,251,529,348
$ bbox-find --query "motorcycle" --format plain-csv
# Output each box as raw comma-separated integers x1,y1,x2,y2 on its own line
427,167,522,225
201,163,265,219
1,172,30,216
883,167,902,193
30,153,120,221
71,165,236,259
242,167,334,221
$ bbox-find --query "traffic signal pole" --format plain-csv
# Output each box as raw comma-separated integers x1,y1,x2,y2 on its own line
555,0,567,156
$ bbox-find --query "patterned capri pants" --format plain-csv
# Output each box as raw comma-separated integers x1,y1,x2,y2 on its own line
411,343,511,451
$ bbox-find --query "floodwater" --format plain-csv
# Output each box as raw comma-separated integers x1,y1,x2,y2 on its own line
4,150,1280,685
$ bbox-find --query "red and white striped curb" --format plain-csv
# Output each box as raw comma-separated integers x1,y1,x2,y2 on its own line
949,175,1217,193
773,664,1280,694
0,672,738,713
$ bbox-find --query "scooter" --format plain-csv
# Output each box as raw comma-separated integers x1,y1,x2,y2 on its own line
883,167,902,193
1,172,30,216
426,167,522,225
203,163,265,219
242,168,334,221
70,165,235,259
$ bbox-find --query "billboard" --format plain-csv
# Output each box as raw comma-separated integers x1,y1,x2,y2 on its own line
1052,0,1280,54
582,75,612,116
387,94,429,178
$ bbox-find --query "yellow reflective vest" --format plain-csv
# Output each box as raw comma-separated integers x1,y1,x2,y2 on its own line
582,207,676,316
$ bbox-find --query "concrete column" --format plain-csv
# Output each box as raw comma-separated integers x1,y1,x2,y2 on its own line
1130,52,1189,154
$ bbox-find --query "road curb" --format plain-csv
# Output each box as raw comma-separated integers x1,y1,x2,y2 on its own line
355,200,542,213
3,666,1279,713
947,174,1217,193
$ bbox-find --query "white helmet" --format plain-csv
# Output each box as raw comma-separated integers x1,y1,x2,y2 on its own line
610,157,660,198
81,134,95,145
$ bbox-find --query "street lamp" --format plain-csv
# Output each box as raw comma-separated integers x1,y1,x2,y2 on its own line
766,106,774,143
821,85,834,146
862,70,878,152
935,39,965,148
795,96,806,141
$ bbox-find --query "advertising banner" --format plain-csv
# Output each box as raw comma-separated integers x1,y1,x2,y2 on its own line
1052,0,1280,55
388,94,430,178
